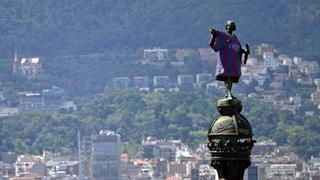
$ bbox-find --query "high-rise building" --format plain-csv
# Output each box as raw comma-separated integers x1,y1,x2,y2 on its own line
92,130,121,180
78,131,91,180
244,165,259,180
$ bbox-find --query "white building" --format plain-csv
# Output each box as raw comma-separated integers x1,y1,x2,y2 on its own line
256,44,274,56
46,161,79,178
246,58,258,66
0,82,5,101
177,75,194,90
256,75,269,86
198,164,218,179
196,74,213,86
18,92,44,112
198,48,219,61
0,161,14,178
289,96,302,105
299,61,319,75
134,76,149,90
311,90,320,105
293,56,302,66
282,58,293,66
206,82,221,91
92,130,121,180
18,90,64,113
13,53,42,79
112,77,130,90
14,155,45,177
278,54,291,65
144,47,168,61
242,64,268,76
265,164,296,179
264,57,279,70
241,75,253,85
175,49,195,61
314,78,320,90
297,78,313,86
0,107,19,117
153,76,170,89
263,51,274,59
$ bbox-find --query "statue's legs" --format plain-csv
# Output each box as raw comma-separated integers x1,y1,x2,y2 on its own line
225,78,234,99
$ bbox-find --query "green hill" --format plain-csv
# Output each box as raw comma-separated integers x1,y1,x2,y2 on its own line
1,90,319,159
0,0,319,59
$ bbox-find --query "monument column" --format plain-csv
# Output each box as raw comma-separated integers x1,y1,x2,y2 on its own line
207,20,254,180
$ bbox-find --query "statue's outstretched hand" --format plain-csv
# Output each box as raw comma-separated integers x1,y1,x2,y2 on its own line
209,28,217,35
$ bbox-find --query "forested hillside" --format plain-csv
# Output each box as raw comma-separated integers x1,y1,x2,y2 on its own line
0,0,319,59
0,90,319,159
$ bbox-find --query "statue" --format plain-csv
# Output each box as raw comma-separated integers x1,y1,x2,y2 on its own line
209,20,250,99
207,21,255,180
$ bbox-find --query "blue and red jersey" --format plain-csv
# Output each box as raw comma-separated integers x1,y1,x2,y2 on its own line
209,31,242,82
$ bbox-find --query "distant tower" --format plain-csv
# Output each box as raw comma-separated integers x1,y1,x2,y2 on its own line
12,50,19,75
91,130,121,180
78,131,92,179
244,165,259,180
78,131,84,180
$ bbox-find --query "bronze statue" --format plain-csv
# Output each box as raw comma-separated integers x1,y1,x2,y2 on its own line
209,20,250,99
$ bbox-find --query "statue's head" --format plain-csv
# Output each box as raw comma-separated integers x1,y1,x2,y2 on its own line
225,20,236,32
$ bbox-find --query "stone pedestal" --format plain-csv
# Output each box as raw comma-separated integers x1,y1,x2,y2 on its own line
207,97,255,180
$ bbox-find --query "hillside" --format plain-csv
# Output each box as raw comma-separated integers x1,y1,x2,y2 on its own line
1,90,319,159
0,0,319,59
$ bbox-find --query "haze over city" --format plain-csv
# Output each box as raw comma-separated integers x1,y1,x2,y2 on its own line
0,1,319,180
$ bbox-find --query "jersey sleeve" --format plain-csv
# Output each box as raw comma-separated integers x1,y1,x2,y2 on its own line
209,31,226,52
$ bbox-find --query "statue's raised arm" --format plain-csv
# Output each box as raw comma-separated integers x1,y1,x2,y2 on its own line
209,20,250,99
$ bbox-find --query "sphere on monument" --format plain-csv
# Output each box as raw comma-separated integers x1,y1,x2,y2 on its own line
207,114,255,162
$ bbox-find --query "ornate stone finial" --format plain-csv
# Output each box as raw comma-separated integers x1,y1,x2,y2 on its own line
207,101,255,180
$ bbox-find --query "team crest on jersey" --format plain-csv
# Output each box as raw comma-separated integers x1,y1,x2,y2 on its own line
228,43,240,51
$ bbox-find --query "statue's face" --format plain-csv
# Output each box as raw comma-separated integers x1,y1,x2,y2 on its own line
226,21,236,32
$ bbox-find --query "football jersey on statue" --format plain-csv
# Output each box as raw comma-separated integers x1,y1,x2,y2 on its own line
209,31,242,83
